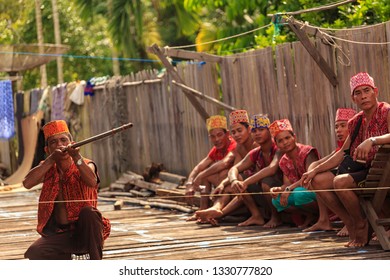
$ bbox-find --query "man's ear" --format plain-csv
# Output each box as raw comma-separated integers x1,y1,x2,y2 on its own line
44,146,49,155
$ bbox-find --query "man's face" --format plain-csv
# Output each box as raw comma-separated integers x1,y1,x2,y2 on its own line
352,85,378,111
275,131,296,153
45,133,71,155
335,120,349,142
251,127,271,145
230,123,250,145
209,128,229,150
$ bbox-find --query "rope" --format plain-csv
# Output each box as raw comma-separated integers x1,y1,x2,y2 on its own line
300,20,388,32
167,23,273,50
291,18,390,46
36,185,390,204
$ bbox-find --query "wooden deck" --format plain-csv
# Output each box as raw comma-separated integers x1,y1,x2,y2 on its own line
1,189,390,260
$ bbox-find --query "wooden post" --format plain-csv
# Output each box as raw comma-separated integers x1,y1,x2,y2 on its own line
147,44,210,120
172,80,236,112
164,48,222,63
287,19,338,87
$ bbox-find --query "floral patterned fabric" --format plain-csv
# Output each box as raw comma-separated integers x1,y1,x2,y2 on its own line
279,143,319,184
0,80,15,139
348,102,390,165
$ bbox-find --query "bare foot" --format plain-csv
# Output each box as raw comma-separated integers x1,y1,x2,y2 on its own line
329,215,339,222
195,217,219,226
298,213,316,229
238,216,265,227
186,214,198,222
196,218,210,224
263,217,283,228
302,221,334,232
348,220,369,247
337,225,349,237
208,218,220,226
195,208,223,221
372,229,390,241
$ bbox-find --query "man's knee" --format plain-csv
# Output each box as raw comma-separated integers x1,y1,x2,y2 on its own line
79,206,102,221
311,173,332,190
333,175,354,190
79,206,99,217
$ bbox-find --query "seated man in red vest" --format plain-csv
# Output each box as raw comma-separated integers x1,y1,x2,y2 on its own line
302,72,390,247
269,119,320,229
185,115,236,218
23,120,110,260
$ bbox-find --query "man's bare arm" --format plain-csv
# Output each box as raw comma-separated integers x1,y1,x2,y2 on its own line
193,151,235,185
242,151,282,187
23,156,56,189
228,151,255,183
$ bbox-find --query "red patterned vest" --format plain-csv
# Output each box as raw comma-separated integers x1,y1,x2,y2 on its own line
249,142,278,171
37,159,110,240
279,143,319,184
348,102,390,165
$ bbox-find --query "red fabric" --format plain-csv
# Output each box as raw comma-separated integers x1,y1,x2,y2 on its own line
335,108,356,122
37,159,110,240
245,142,278,177
349,72,376,95
279,143,319,184
269,119,293,139
207,137,237,161
249,142,278,170
348,102,390,165
42,120,70,140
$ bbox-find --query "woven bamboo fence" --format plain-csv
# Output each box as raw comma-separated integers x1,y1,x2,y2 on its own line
85,21,390,187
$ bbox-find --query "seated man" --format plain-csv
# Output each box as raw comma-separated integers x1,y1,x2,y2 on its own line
185,115,236,215
269,119,320,229
195,114,283,227
23,120,110,260
303,107,356,233
302,72,390,247
192,109,257,222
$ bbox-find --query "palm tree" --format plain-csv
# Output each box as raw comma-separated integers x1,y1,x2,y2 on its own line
51,0,64,83
73,0,162,72
35,0,48,87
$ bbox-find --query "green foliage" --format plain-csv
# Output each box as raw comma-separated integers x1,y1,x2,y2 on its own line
1,0,389,89
183,0,389,55
3,0,116,89
0,0,34,44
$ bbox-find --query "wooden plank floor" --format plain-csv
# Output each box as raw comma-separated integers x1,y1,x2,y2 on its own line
1,189,390,260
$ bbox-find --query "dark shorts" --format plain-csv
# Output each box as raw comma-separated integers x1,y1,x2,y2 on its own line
349,168,370,187
247,173,283,207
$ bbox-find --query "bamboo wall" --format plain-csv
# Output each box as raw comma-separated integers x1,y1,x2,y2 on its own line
86,21,390,187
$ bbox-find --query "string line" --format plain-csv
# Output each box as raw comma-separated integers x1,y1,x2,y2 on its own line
36,185,390,204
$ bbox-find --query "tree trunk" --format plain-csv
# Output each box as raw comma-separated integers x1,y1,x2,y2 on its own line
108,0,120,76
35,0,47,88
51,0,64,84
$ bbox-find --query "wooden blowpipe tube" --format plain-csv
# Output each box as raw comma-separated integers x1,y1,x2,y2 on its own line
65,122,133,150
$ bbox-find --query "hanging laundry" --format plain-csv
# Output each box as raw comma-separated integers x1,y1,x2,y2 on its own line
69,80,86,105
29,88,43,115
15,92,25,164
0,80,15,140
84,79,94,96
51,83,67,121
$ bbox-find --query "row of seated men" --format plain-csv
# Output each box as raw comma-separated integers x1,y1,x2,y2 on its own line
185,72,390,248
